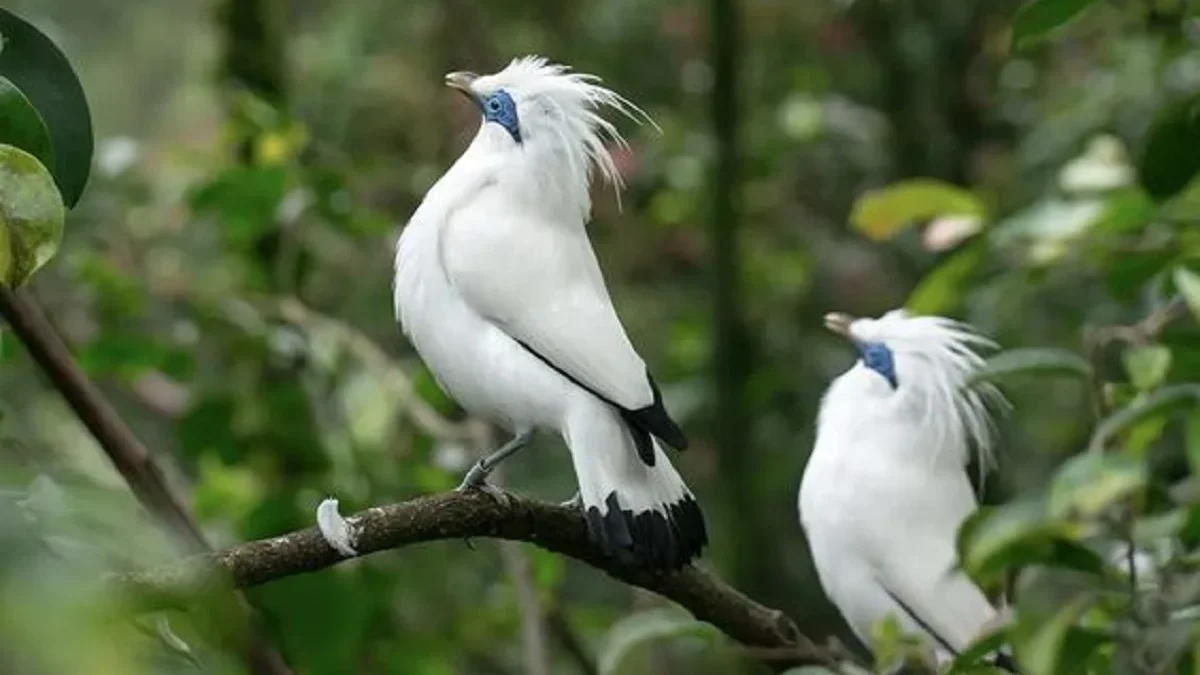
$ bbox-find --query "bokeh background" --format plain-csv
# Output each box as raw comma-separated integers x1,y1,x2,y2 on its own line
1,0,1199,674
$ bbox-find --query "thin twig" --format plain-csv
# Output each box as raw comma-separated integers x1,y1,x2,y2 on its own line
545,604,598,675
492,456,551,675
501,540,552,675
115,491,841,669
1084,295,1189,419
0,288,205,547
271,297,466,441
0,286,294,675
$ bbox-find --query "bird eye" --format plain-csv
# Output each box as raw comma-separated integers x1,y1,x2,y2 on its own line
486,97,502,113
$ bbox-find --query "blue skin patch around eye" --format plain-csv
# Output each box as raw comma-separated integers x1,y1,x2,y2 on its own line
858,341,898,389
483,89,521,143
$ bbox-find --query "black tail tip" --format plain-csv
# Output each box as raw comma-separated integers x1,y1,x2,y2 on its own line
585,492,708,572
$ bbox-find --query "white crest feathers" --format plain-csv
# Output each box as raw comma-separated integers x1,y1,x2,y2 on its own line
844,309,1009,473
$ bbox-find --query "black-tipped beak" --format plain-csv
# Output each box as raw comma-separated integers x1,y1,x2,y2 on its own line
445,71,482,109
824,312,855,339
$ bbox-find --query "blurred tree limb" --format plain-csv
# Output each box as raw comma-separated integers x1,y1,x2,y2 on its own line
119,491,842,670
0,288,204,543
0,287,295,675
710,0,766,599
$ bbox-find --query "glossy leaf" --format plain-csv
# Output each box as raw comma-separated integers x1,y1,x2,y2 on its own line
1122,344,1172,391
947,626,1012,675
1048,452,1146,519
1088,385,1200,452
968,348,1093,385
1176,267,1200,322
0,75,53,170
958,501,1104,583
0,143,64,285
0,8,93,207
906,243,986,315
1132,508,1187,546
1188,413,1200,476
1140,93,1200,201
1094,187,1156,233
1011,597,1101,675
1011,0,1100,51
849,179,987,241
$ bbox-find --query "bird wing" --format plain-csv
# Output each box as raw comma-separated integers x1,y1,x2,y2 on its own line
874,534,1000,654
439,187,655,412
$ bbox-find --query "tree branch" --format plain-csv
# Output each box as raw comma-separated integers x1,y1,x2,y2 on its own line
0,286,294,675
0,287,206,547
120,491,839,669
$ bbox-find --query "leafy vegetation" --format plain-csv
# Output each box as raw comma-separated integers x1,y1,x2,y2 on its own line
0,0,1198,674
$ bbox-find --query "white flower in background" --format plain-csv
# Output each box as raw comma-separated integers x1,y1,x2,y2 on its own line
97,136,141,177
1058,134,1134,194
923,214,983,252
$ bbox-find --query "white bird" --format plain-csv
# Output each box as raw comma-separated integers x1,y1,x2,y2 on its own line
798,310,1013,669
390,56,706,571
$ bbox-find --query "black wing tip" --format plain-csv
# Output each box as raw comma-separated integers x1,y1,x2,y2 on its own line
622,373,689,457
585,492,707,573
629,427,657,466
513,340,687,457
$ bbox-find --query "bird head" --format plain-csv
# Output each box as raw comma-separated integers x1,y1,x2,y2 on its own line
443,56,651,215
821,309,1008,470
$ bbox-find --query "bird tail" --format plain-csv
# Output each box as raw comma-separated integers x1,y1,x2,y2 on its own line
564,404,707,572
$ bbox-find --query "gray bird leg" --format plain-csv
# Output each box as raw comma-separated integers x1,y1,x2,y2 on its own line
456,430,534,502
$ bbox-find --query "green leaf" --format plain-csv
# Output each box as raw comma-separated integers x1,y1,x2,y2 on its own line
849,179,987,241
0,143,64,286
1011,0,1100,51
1175,267,1200,322
1088,385,1200,452
1140,93,1200,201
0,75,53,171
0,9,93,207
1132,508,1187,546
1048,452,1146,519
959,501,1103,584
1094,187,1156,233
871,614,937,673
948,627,1011,675
968,348,1094,385
906,243,985,315
1124,415,1169,458
188,166,288,247
1187,413,1200,476
1122,344,1172,391
1011,597,1100,675
960,502,1048,578
598,608,722,675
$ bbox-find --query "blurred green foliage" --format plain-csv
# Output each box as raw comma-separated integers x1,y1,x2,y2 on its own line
0,0,1198,674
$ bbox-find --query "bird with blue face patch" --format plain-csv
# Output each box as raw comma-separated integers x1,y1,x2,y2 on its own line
390,57,706,572
798,310,1014,670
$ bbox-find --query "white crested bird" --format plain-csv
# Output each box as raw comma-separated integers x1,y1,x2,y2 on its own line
798,310,1014,670
389,57,706,571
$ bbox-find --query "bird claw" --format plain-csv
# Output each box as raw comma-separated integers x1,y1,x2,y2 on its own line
456,477,512,507
316,497,359,557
